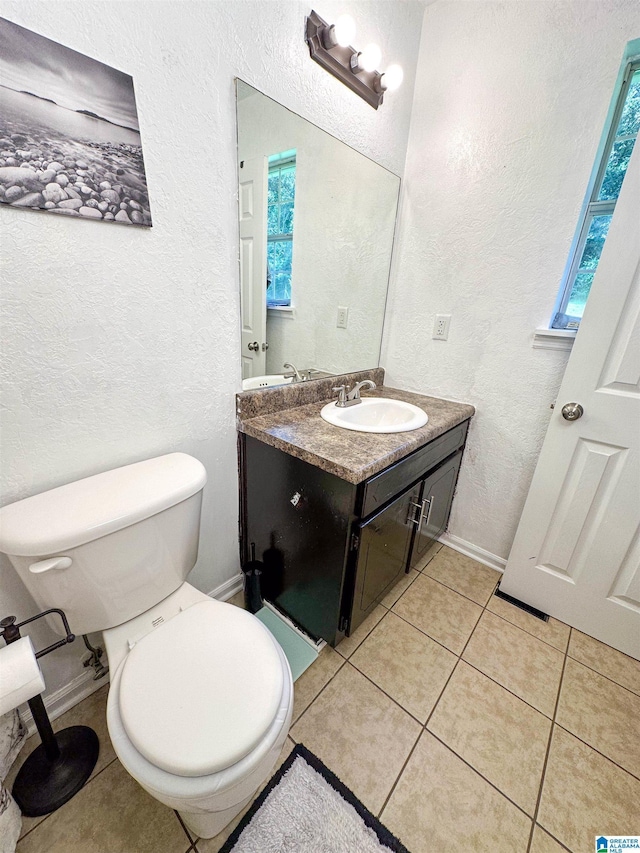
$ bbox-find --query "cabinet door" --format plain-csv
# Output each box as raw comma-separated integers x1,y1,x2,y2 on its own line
410,451,463,570
349,483,420,634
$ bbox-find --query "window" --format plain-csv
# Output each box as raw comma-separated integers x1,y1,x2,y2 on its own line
267,150,296,307
552,55,640,330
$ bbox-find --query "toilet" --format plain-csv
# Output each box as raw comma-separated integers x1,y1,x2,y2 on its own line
0,453,294,839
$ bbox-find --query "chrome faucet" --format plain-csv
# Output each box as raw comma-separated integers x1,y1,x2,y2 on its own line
283,362,303,383
333,379,376,407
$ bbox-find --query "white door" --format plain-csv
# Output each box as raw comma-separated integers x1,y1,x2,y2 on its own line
239,156,268,379
501,143,640,660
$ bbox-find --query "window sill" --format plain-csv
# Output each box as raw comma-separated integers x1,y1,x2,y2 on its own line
532,328,577,351
268,306,295,319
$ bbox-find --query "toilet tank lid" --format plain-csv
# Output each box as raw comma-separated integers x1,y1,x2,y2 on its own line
0,453,207,557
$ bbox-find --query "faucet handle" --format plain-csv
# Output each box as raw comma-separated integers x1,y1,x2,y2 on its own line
332,385,349,406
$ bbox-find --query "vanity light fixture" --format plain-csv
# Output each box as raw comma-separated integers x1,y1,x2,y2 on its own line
305,10,402,109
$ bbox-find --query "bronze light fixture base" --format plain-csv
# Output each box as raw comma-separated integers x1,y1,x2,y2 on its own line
305,10,384,110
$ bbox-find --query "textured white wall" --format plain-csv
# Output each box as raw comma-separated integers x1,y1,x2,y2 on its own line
0,0,424,697
237,86,399,376
382,0,640,562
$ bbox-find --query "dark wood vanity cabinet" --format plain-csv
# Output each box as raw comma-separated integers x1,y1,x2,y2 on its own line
240,420,468,646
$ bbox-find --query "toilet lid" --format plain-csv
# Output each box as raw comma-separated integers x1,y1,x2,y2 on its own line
117,600,284,777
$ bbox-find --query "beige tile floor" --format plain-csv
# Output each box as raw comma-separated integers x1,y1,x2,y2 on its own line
10,543,640,852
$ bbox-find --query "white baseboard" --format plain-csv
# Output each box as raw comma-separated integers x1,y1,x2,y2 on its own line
438,532,506,573
21,670,107,736
208,573,244,601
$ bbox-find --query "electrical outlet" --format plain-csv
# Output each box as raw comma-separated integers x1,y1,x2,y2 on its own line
433,314,451,340
337,306,349,329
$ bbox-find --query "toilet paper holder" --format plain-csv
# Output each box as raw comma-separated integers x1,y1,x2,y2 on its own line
0,607,99,818
0,607,75,657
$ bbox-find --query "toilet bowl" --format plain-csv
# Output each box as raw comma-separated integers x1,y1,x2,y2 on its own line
0,453,294,838
105,588,293,838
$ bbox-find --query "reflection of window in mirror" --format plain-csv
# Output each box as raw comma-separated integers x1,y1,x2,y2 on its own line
267,150,296,307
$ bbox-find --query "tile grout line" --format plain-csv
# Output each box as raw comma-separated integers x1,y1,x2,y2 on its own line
564,651,640,697
376,580,492,820
552,720,640,783
390,582,562,720
174,810,197,846
482,603,570,653
290,654,348,728
16,753,120,843
525,626,571,853
459,657,557,720
344,660,426,728
421,571,500,609
389,601,471,655
416,582,554,829
411,564,496,609
375,722,423,821
425,729,535,822
347,597,564,723
418,547,579,657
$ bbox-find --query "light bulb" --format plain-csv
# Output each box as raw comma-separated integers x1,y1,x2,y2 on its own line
359,43,381,72
333,14,356,47
380,63,403,91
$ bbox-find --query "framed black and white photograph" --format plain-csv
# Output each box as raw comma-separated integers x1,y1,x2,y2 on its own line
0,18,152,226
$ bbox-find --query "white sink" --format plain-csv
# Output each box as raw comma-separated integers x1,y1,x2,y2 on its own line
320,398,428,433
242,374,293,390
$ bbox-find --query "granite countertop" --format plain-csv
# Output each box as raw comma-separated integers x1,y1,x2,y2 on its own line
238,385,475,484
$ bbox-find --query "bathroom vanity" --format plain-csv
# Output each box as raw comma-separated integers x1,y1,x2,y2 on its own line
238,371,474,647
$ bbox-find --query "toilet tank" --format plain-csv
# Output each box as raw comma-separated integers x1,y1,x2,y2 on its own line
0,453,207,637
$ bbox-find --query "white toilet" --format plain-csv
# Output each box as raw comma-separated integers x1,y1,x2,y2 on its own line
0,453,294,838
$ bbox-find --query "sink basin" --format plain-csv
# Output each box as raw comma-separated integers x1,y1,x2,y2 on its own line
242,374,293,390
320,398,428,433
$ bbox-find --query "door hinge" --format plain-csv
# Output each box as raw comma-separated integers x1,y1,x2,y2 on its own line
350,532,360,551
339,615,349,633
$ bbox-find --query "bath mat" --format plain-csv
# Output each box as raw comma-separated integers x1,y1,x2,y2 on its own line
219,743,409,853
254,606,318,681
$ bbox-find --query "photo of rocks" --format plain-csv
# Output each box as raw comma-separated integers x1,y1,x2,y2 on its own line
0,18,152,226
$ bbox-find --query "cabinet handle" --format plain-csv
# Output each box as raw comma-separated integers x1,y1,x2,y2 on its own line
418,495,433,533
420,495,435,534
407,501,422,526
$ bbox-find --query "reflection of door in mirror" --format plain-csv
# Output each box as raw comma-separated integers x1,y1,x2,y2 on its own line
236,80,400,385
239,155,267,379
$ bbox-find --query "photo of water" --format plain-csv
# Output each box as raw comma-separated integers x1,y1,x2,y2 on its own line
0,17,152,226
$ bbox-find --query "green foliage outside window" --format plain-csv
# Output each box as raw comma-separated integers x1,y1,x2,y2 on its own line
554,65,639,328
267,152,296,307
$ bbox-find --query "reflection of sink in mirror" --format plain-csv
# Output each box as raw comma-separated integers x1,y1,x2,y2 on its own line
236,80,400,386
242,374,293,391
320,398,429,434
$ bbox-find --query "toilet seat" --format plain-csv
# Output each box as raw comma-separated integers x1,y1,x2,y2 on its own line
117,600,284,777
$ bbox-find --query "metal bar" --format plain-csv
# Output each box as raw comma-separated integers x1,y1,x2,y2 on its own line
27,695,60,762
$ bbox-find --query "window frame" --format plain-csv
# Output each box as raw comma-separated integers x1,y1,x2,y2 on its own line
266,151,296,309
551,47,640,330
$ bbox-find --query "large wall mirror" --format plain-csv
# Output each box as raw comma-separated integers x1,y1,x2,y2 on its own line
236,80,400,389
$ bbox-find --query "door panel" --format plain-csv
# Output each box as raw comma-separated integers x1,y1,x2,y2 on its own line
239,156,267,378
350,484,418,633
501,143,640,659
410,452,463,570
